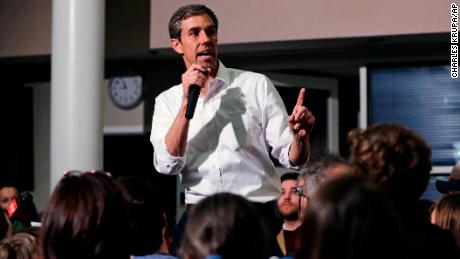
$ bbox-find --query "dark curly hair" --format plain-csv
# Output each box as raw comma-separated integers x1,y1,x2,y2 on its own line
347,124,432,204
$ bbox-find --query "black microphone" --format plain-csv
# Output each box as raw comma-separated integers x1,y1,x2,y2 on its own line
185,84,200,119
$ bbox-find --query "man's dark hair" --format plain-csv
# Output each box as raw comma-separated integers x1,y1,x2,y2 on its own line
120,177,165,256
168,4,218,39
280,172,299,183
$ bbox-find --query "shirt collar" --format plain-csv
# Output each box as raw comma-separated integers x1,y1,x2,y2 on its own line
204,60,231,101
214,60,231,86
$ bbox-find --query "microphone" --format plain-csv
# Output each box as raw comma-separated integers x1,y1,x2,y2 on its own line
185,84,200,119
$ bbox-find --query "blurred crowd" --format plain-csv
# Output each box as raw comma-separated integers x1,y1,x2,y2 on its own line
1,124,460,259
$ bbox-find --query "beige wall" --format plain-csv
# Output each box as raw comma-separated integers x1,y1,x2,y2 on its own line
0,0,51,57
0,0,451,57
150,0,451,48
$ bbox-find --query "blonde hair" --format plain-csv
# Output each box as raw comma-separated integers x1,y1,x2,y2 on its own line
432,193,460,251
0,232,36,259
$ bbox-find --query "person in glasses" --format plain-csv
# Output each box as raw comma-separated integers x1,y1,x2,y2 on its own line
38,171,130,259
276,172,301,257
295,154,352,220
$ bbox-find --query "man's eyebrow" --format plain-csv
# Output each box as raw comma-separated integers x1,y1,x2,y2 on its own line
186,24,216,31
186,26,200,32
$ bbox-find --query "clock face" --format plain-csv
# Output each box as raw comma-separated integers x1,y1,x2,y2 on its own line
109,75,143,109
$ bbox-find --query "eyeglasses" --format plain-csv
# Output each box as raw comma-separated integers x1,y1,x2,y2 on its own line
62,170,112,178
294,185,307,197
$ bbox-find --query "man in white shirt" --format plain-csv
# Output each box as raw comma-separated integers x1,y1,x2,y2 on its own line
150,3,315,206
150,4,315,255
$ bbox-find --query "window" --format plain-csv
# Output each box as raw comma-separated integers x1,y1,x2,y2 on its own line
368,65,460,166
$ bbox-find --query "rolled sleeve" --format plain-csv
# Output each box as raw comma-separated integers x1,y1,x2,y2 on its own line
152,138,186,175
150,88,186,175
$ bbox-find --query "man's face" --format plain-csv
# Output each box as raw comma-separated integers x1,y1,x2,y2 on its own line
171,14,218,71
277,179,300,220
0,187,18,210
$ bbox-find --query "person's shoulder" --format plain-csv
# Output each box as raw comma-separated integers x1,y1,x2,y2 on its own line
228,67,270,82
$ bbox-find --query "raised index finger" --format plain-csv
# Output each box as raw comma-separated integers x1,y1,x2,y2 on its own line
296,88,306,106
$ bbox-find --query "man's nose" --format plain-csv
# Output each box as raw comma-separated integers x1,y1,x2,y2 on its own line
283,193,291,200
199,31,210,43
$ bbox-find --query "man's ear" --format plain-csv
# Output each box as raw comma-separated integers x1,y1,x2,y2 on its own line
171,38,183,55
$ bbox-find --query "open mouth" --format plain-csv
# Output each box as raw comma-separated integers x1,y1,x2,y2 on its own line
197,51,215,58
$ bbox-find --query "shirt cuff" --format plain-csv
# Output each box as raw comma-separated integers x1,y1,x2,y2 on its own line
153,139,186,175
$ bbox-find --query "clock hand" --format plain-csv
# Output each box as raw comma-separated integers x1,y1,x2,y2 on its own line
121,79,128,89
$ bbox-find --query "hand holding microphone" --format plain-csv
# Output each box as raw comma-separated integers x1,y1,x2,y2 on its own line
185,84,201,119
182,64,209,119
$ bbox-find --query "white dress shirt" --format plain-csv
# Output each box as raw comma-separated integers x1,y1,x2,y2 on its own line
150,62,297,204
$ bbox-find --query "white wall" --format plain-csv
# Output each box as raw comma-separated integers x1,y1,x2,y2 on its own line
150,0,450,48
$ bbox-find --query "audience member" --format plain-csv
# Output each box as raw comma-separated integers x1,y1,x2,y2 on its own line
0,209,12,241
10,192,40,233
0,186,18,211
0,232,36,259
38,171,130,259
348,123,458,259
295,175,403,259
436,161,460,193
179,193,269,259
0,186,40,234
432,192,460,255
417,199,435,222
120,176,177,259
276,172,301,257
295,154,352,219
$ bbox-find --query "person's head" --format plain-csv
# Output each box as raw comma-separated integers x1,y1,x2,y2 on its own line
296,175,403,259
169,4,219,72
0,232,36,259
431,193,460,251
347,124,432,208
0,209,12,241
119,176,165,256
277,172,300,222
39,171,130,259
296,154,352,218
436,161,460,193
0,186,19,210
180,193,269,259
